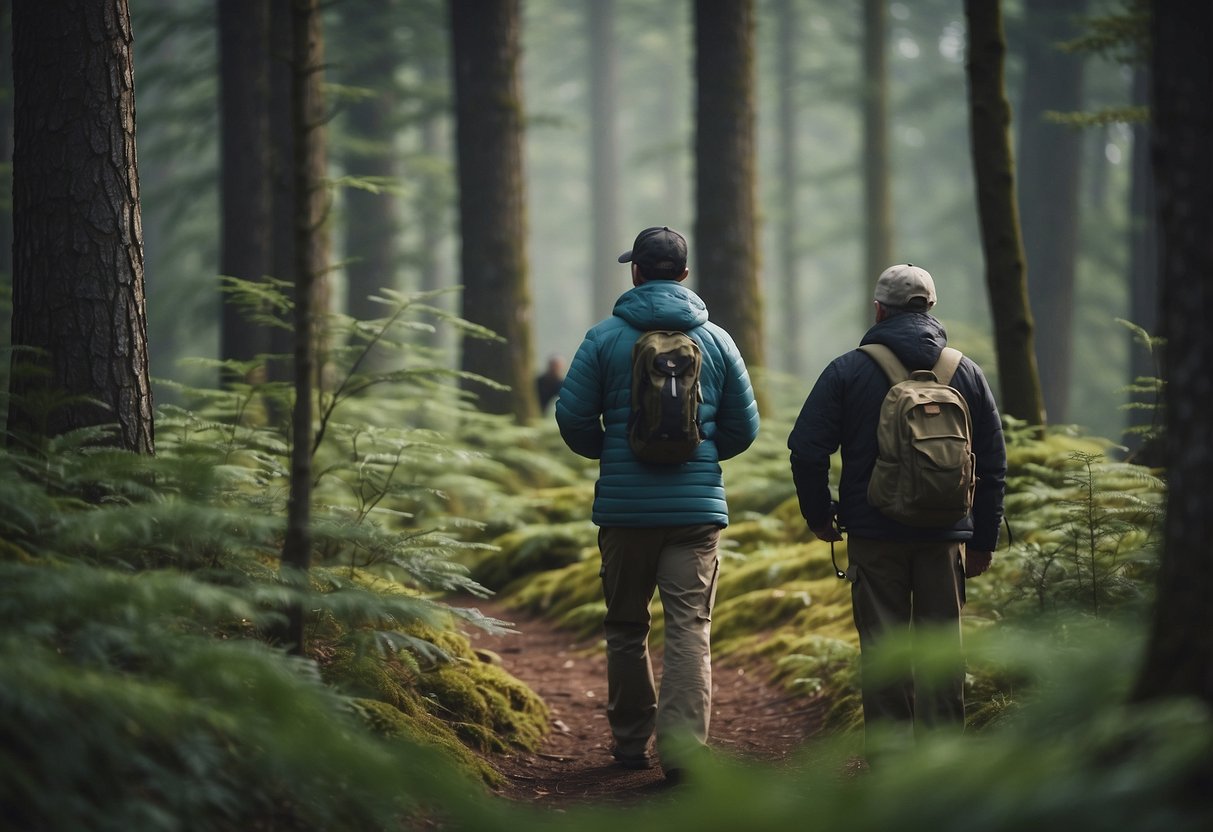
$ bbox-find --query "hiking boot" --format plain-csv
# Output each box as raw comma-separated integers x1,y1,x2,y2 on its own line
611,748,653,770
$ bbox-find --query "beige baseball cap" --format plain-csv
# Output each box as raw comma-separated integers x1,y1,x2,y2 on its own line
874,264,936,309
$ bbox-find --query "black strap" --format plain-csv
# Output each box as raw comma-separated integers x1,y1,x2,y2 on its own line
830,540,846,580
829,515,847,580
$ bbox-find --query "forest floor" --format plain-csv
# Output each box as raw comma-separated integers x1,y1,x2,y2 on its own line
460,597,832,807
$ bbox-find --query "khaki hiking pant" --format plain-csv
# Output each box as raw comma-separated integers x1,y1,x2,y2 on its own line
598,524,721,767
848,537,966,750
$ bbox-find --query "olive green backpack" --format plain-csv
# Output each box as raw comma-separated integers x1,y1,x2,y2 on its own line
627,330,704,464
860,344,976,527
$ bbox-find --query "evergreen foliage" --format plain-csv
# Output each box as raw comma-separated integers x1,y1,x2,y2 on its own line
1117,317,1166,452
483,405,1171,745
0,288,556,829
2,294,1208,828
3,3,1204,827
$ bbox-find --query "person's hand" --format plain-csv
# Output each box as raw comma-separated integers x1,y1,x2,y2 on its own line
964,549,993,578
810,522,843,542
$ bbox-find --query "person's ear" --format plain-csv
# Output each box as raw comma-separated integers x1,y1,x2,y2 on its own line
874,300,886,322
631,263,643,286
675,267,689,283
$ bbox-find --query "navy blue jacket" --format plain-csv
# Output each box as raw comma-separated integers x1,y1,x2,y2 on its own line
787,312,1006,552
556,279,760,528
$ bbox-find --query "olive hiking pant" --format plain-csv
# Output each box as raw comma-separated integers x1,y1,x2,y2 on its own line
598,524,721,767
848,536,967,751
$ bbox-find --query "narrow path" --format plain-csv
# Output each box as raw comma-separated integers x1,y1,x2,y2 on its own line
461,598,826,806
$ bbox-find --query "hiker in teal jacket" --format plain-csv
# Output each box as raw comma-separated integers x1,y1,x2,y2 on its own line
556,226,759,781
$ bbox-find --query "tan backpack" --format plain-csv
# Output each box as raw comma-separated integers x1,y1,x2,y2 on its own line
860,344,976,527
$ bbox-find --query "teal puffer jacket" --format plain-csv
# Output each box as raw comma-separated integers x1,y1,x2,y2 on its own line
555,280,760,528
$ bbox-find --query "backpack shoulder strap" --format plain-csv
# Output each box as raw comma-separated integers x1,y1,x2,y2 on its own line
932,347,963,386
858,343,909,385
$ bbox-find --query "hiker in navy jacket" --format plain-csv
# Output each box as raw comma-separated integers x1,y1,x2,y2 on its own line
556,226,759,781
788,264,1006,752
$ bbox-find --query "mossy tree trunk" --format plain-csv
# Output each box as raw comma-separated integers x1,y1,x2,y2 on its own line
449,0,538,424
862,0,893,323
279,0,328,655
8,0,154,454
1133,0,1213,708
963,0,1045,427
1018,0,1086,424
693,0,766,402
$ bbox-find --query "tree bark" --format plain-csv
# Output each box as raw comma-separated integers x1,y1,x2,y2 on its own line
862,0,893,324
1133,0,1213,708
279,0,328,655
963,0,1045,427
693,0,766,389
218,0,272,378
8,0,154,454
587,0,621,323
449,0,538,423
1018,0,1086,424
0,0,12,295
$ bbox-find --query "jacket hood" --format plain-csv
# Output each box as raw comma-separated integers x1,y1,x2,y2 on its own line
613,280,709,331
860,311,948,370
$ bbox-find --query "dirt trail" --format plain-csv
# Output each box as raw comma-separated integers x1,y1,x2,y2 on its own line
461,598,826,806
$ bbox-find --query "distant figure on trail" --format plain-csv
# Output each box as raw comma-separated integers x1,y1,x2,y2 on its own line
787,264,1006,758
535,355,566,412
555,226,760,783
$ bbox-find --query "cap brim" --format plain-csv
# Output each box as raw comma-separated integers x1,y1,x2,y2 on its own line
617,250,633,263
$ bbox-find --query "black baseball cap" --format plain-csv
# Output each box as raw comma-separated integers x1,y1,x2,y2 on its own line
617,226,688,274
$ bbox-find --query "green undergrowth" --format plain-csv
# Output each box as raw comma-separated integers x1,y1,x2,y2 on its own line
465,520,598,592
0,289,1180,827
323,626,548,784
0,288,565,828
477,413,1167,742
483,619,1211,831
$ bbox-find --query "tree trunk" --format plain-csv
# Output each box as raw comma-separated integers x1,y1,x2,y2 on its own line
1018,0,1086,424
0,0,12,291
218,0,272,379
693,0,766,389
449,0,538,423
587,0,621,323
278,0,328,655
8,0,154,454
862,0,893,324
1133,0,1213,708
337,0,400,334
775,0,802,377
963,0,1045,427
